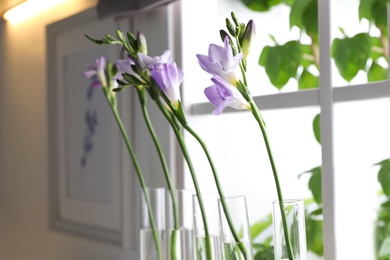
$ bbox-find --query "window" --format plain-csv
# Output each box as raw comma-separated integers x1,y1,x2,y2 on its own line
175,0,390,259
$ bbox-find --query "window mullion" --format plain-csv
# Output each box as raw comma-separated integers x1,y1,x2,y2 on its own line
318,0,337,259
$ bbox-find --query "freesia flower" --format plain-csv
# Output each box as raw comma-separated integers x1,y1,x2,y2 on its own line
84,56,107,88
196,37,243,86
138,50,173,70
205,77,250,115
116,57,147,84
150,62,183,108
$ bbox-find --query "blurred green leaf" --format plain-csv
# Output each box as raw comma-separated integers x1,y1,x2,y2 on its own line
331,33,371,82
290,0,311,29
305,215,324,256
301,44,316,68
250,214,273,240
310,207,323,216
308,167,322,204
298,70,319,90
368,62,388,82
290,0,317,35
378,204,390,222
377,159,390,196
239,0,282,11
281,0,294,5
379,236,390,259
359,0,387,29
254,246,274,260
259,41,302,90
313,113,321,144
359,0,375,21
370,37,385,61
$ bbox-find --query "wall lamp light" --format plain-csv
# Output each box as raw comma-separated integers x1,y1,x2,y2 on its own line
1,0,66,23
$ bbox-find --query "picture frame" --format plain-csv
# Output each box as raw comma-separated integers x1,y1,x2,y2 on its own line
46,8,128,246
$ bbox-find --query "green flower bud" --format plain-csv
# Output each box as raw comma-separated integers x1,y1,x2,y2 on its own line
220,29,229,43
240,19,255,58
137,31,148,54
225,18,236,37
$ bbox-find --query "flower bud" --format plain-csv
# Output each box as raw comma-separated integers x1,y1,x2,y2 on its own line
220,29,229,43
137,31,148,54
240,19,255,58
225,18,236,37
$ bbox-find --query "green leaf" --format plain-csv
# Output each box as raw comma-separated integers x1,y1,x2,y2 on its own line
378,160,390,196
310,207,323,216
302,0,318,35
300,44,315,68
368,62,388,82
359,0,376,21
359,0,387,29
238,0,282,11
313,113,321,144
371,0,388,29
305,215,324,256
281,0,294,6
250,214,273,240
258,41,302,90
308,167,322,204
290,0,311,29
290,0,318,35
331,33,371,82
254,246,274,260
370,36,385,61
298,70,319,90
379,236,390,258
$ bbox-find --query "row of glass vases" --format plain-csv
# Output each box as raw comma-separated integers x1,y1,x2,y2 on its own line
140,188,306,260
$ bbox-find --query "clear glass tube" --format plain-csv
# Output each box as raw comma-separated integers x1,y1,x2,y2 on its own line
218,195,254,260
166,189,195,260
193,192,223,259
140,187,166,260
273,199,307,260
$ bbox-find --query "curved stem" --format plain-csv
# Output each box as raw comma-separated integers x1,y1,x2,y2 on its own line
109,102,163,260
155,100,214,260
183,125,248,259
137,88,179,260
248,99,294,260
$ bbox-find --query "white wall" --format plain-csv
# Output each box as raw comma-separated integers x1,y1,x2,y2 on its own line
0,1,135,259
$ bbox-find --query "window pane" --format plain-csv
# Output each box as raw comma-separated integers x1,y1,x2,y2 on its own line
334,98,390,259
184,106,322,258
181,0,320,105
331,0,389,87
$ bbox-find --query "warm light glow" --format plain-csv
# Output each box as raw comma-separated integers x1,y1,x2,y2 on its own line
3,0,67,23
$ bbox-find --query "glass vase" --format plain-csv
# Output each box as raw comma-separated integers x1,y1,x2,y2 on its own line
218,195,254,260
272,199,307,260
167,189,195,260
140,187,166,260
193,192,223,259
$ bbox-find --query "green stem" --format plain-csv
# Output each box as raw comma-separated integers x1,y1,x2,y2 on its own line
183,125,249,260
108,100,163,260
137,88,179,260
248,99,294,260
155,99,214,260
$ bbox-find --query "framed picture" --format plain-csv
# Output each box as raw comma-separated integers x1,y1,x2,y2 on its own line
46,8,129,246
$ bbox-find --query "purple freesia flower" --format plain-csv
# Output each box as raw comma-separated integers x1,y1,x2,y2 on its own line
204,77,250,115
196,37,243,86
138,50,173,70
84,56,107,88
116,58,146,84
150,62,183,108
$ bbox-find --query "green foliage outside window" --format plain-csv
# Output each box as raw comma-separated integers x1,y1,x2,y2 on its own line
237,0,390,258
